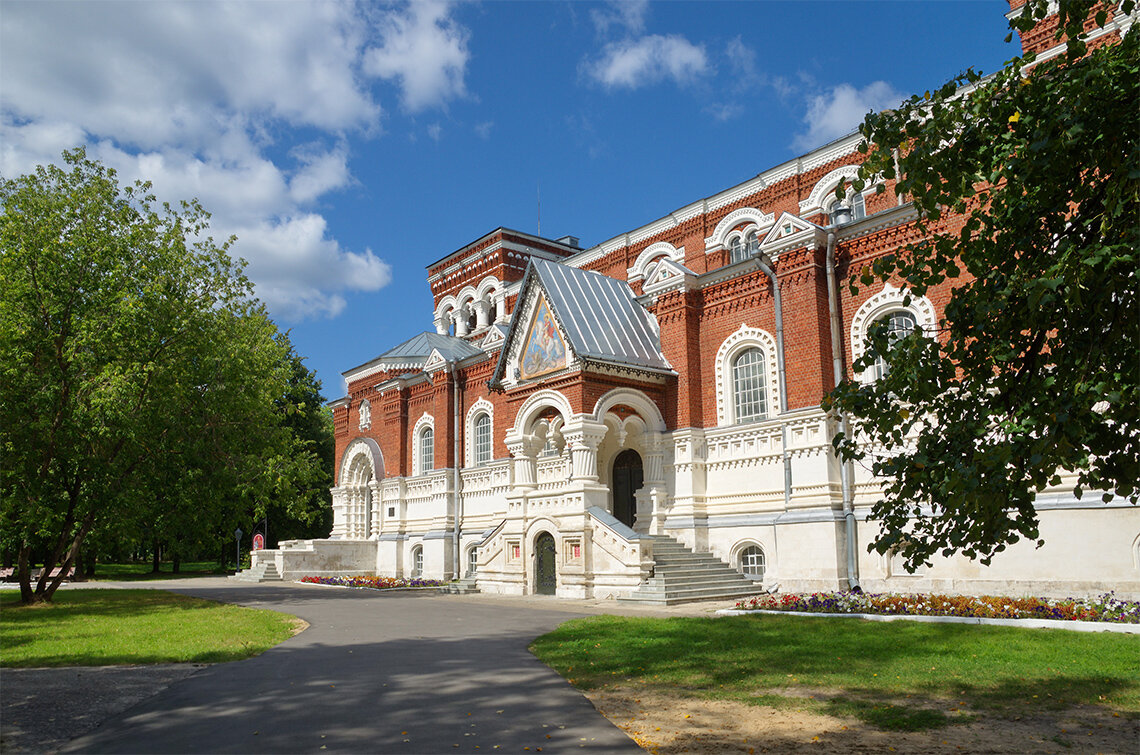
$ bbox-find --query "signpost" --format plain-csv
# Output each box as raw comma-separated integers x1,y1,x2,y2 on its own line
234,527,243,572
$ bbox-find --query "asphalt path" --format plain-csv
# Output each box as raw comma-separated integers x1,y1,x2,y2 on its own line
58,581,644,754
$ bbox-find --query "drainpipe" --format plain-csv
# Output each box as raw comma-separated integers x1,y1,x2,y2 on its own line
825,229,861,591
752,254,791,509
450,363,463,581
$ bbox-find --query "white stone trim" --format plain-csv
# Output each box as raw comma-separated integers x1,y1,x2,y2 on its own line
799,164,867,217
705,207,775,251
411,412,436,476
715,325,781,426
849,283,937,381
591,387,667,433
627,242,684,281
465,398,495,468
358,398,371,430
509,389,574,438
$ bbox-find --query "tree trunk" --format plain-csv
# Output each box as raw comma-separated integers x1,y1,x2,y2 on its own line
172,552,181,574
17,544,35,605
151,541,161,573
71,542,87,582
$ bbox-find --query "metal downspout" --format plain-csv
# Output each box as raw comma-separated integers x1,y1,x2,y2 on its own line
826,230,861,591
753,255,792,509
451,363,463,581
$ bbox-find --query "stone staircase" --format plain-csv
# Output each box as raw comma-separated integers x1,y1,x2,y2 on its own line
229,562,284,583
438,574,480,595
619,535,766,605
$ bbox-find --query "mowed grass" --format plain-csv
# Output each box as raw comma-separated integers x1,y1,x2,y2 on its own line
0,589,300,668
530,614,1140,731
87,561,230,581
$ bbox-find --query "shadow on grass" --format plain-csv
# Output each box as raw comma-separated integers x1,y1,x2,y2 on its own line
529,613,1140,730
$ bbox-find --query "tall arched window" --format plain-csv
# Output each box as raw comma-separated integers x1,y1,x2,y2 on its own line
473,412,491,465
729,236,746,264
739,545,765,580
418,427,434,475
744,229,760,256
869,310,918,381
732,347,768,423
358,398,371,430
467,545,479,576
411,545,424,578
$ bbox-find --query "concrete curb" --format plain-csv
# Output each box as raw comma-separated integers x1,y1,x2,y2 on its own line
715,608,1140,633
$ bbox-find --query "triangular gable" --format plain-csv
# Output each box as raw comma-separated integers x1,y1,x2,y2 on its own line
423,347,448,373
479,324,508,351
642,257,697,296
518,292,569,380
759,212,825,257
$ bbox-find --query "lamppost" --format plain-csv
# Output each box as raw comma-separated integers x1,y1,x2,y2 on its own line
234,527,243,573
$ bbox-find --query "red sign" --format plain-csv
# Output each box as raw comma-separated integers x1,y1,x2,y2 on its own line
252,533,265,551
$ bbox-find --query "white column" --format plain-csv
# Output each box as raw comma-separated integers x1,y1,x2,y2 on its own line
562,422,608,483
454,309,469,337
505,435,540,488
474,299,491,329
330,487,348,538
494,292,507,323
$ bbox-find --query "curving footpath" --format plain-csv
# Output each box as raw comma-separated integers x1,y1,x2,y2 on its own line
47,579,644,754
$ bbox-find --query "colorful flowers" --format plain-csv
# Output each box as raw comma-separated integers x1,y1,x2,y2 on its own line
300,575,446,589
733,591,1139,624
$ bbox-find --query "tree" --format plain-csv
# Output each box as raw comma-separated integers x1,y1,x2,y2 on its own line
824,0,1139,570
0,149,323,603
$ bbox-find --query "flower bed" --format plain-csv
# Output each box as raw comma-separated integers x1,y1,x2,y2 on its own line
299,575,446,589
733,591,1140,624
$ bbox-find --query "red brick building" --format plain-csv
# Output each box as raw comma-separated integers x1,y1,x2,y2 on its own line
254,3,1139,600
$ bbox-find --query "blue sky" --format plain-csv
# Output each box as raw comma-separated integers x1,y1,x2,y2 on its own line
1,1,1018,399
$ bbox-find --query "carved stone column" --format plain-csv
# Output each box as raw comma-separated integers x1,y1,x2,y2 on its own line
330,487,348,538
505,435,540,489
473,299,491,329
640,433,670,534
562,421,608,483
453,309,469,337
494,292,507,323
434,314,448,335
368,480,383,539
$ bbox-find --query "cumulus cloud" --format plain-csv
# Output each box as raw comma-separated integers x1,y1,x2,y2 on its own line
585,34,710,89
0,0,470,321
794,81,904,151
590,0,648,36
363,0,470,112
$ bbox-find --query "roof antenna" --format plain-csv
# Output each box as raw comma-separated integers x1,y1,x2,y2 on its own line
537,181,541,236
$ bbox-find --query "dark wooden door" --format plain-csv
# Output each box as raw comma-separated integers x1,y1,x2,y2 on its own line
611,449,643,529
535,532,557,595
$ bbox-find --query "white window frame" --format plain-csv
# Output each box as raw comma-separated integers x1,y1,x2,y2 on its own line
411,545,424,578
411,412,435,476
715,325,781,426
467,545,479,576
731,347,769,423
737,544,766,581
850,284,937,384
464,399,495,467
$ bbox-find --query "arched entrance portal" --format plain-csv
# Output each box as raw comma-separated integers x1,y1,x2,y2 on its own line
611,449,643,528
534,532,557,595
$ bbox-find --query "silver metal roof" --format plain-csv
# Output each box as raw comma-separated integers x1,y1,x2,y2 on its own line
345,331,484,375
530,259,671,373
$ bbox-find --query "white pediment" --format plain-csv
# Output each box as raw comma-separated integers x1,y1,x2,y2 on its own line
480,324,507,351
423,348,448,373
642,257,698,296
758,212,825,257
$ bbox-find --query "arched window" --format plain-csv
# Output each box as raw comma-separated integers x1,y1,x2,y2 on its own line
411,545,424,577
473,412,491,465
739,545,765,580
358,398,371,430
827,191,866,224
869,310,918,381
732,347,768,423
467,545,479,576
418,427,434,475
729,236,745,264
745,229,760,256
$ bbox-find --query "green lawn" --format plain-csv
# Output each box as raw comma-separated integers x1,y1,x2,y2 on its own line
530,614,1140,731
85,561,232,581
0,589,299,668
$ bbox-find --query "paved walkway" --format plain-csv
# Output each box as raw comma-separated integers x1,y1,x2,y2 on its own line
5,578,725,754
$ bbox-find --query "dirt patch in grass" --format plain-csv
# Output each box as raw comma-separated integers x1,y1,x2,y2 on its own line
587,687,1139,754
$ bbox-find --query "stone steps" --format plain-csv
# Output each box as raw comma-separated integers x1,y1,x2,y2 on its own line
439,575,480,594
620,535,765,606
229,562,283,583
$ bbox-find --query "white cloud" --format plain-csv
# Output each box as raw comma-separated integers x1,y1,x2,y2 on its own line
706,103,743,122
591,0,648,36
794,81,904,151
427,124,443,142
0,0,472,321
363,1,470,113
585,35,711,90
474,121,494,139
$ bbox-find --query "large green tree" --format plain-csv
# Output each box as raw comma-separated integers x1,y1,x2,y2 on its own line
0,149,325,603
825,0,1138,571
